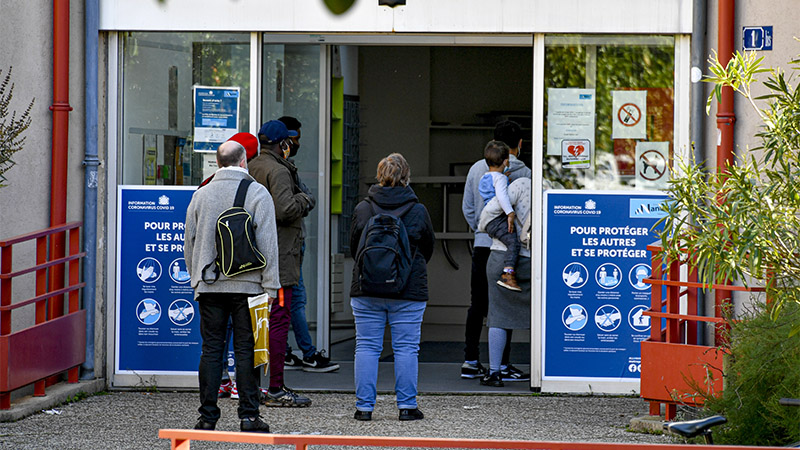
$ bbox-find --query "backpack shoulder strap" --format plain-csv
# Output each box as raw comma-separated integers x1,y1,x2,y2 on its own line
234,179,253,208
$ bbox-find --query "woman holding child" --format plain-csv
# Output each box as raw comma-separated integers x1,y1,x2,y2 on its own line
477,150,532,388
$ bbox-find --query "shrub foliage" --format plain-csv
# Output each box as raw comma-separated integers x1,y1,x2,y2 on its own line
0,67,34,188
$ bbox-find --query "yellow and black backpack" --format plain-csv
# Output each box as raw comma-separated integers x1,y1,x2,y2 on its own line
202,179,267,283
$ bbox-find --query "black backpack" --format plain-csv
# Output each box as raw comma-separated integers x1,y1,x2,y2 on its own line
202,179,267,283
355,201,415,296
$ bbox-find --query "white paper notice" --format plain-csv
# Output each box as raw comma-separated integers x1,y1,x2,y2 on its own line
612,90,647,139
202,153,218,181
635,141,669,190
547,88,596,156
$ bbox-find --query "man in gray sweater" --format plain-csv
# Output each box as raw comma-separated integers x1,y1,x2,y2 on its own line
461,120,531,382
185,140,280,433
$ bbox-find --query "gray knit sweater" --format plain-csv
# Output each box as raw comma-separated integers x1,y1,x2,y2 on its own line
184,167,281,299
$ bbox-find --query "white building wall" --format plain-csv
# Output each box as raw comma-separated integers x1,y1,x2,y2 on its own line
0,0,87,332
99,0,692,34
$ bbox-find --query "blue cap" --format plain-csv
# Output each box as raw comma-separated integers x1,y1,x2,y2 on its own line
258,120,298,144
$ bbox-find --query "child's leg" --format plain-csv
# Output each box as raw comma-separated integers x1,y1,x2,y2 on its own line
486,214,520,271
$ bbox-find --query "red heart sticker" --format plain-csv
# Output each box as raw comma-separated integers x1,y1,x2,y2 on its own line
575,145,584,156
568,145,577,156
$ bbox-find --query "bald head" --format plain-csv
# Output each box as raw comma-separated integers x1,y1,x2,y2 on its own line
217,140,247,169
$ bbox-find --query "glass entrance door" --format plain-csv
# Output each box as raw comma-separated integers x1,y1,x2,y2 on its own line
261,44,327,356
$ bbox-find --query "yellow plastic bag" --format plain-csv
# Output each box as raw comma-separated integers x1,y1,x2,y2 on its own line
247,292,272,375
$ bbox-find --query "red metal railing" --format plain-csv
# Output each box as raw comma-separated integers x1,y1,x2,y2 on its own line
641,242,765,420
0,221,86,409
158,430,784,450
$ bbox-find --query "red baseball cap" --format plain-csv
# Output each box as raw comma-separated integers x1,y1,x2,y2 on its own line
226,132,259,161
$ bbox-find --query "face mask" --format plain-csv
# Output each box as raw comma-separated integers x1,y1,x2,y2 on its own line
280,141,291,159
288,141,300,158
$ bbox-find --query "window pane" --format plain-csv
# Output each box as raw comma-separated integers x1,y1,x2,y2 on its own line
121,32,251,186
544,35,674,190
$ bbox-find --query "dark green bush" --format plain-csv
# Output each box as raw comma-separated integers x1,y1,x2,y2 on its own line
702,301,800,446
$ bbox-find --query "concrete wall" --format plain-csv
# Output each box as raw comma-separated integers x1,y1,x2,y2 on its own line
0,0,87,334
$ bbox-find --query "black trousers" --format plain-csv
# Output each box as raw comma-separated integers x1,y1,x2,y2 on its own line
464,246,511,363
197,293,260,422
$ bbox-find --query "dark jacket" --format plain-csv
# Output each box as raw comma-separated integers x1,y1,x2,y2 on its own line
349,184,435,301
248,146,311,286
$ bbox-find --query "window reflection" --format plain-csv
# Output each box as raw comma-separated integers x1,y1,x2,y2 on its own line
544,35,675,191
121,32,251,186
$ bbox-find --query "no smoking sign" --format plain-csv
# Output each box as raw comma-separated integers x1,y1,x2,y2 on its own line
612,90,647,139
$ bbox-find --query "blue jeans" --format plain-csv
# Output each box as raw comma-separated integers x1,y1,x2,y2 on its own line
351,297,426,411
290,259,316,358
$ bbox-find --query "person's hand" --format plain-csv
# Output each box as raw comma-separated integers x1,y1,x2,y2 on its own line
297,192,314,215
507,211,516,233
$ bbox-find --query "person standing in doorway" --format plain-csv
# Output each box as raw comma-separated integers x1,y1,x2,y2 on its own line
460,120,531,382
349,153,435,421
478,177,532,387
277,116,340,373
184,139,280,432
249,119,315,407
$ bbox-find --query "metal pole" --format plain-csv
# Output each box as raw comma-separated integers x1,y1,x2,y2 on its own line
691,0,707,345
81,0,100,379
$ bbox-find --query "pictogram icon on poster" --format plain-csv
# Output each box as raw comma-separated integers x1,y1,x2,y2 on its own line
617,103,642,127
639,150,666,181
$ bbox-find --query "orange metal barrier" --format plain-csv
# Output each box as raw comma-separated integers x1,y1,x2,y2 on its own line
0,222,86,409
640,242,764,420
158,430,782,450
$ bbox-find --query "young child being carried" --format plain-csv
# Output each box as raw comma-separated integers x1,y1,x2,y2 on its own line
477,140,522,292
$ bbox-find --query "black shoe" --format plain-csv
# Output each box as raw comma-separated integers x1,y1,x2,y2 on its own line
501,364,530,382
285,352,303,370
263,385,312,407
302,350,340,373
194,418,216,430
399,408,424,421
240,416,270,433
480,371,504,387
460,361,487,379
354,410,372,421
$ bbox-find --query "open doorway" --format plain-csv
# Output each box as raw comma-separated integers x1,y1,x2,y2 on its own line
262,42,536,392
330,45,534,369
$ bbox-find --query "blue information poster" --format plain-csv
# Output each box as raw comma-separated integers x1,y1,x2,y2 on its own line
116,186,199,374
192,86,240,152
542,191,668,381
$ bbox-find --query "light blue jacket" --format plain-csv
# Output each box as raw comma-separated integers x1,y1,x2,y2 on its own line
462,154,531,247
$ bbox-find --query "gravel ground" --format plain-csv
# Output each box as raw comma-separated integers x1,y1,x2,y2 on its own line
0,392,673,449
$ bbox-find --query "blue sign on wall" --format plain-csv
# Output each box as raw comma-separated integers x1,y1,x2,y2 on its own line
116,186,199,374
542,191,667,381
742,26,773,51
192,86,240,152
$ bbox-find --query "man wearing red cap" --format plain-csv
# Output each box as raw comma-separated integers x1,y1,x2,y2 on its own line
249,120,314,407
199,132,260,188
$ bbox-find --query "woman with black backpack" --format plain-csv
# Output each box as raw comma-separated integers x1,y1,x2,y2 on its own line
348,153,435,422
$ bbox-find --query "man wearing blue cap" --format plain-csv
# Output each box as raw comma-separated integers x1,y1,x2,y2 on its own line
249,120,314,407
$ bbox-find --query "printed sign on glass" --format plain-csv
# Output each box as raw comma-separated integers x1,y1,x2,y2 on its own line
542,191,668,382
116,186,199,374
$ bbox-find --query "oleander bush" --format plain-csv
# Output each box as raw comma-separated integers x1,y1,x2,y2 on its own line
658,50,800,446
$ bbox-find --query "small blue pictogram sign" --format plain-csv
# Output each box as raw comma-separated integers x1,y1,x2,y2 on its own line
742,26,773,51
